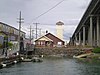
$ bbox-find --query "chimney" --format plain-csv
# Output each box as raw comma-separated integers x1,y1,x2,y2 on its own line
46,30,48,34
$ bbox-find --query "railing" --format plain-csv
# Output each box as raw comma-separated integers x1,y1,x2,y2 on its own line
0,46,19,57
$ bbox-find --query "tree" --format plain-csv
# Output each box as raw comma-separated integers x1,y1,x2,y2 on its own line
8,42,13,48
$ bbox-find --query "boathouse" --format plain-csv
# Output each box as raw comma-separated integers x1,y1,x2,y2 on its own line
35,33,64,47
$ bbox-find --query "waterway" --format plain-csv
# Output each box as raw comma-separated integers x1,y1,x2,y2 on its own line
0,57,100,75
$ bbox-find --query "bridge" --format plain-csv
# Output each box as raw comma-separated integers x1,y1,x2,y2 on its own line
69,0,100,47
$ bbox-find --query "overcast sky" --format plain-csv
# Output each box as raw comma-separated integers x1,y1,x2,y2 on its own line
0,0,91,41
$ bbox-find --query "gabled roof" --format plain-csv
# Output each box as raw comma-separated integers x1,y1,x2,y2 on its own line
35,33,64,43
0,22,25,34
45,33,64,42
35,35,53,42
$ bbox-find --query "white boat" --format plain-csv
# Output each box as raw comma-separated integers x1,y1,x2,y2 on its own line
22,59,32,62
32,57,43,62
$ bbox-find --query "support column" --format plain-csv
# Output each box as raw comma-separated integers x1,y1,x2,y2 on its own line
72,39,74,46
69,37,72,46
73,38,76,46
75,33,77,45
79,32,81,45
97,16,100,47
88,27,90,46
90,16,93,46
83,26,85,46
93,27,96,46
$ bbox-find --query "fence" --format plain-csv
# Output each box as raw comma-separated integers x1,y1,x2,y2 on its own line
0,46,19,57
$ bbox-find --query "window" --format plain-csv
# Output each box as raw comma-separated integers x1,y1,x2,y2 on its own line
58,42,62,45
38,42,40,45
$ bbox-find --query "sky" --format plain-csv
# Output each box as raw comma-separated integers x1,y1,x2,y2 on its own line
0,0,91,42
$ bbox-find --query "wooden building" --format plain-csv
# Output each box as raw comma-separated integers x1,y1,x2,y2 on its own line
35,33,64,47
0,22,25,43
0,22,26,55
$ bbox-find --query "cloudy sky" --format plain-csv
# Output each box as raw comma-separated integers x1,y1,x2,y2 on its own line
0,0,91,41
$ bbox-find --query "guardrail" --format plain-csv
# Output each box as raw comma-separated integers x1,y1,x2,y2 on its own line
0,46,19,57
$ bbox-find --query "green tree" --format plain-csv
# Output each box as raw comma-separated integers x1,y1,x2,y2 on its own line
8,42,13,48
0,43,3,49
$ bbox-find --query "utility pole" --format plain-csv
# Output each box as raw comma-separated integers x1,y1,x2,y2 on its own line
39,28,41,37
27,26,34,44
29,25,32,51
33,23,39,39
32,30,34,41
27,26,34,51
17,11,24,53
30,25,32,44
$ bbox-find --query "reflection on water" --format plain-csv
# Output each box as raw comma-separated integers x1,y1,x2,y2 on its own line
0,57,100,75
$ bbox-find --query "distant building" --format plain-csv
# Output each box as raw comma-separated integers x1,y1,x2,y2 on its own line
35,33,64,47
0,22,26,55
0,22,25,44
56,21,64,40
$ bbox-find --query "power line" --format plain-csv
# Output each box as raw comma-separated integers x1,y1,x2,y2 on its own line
21,28,29,32
34,0,65,20
39,23,77,26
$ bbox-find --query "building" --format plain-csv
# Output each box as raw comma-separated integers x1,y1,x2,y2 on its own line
69,0,100,47
35,33,65,47
0,22,25,43
56,21,64,40
0,22,26,55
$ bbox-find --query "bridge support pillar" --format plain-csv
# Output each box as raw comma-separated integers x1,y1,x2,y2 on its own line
93,27,96,46
83,26,85,46
89,16,93,46
75,33,78,45
97,16,100,47
79,32,81,45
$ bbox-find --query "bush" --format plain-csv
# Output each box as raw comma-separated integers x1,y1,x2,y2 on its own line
8,42,13,48
0,44,3,49
93,47,100,53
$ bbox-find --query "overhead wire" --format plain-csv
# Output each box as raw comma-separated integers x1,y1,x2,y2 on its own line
24,0,66,34
39,23,77,26
23,0,68,38
33,0,65,20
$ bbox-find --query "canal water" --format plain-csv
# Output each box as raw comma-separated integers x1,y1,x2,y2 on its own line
0,57,100,75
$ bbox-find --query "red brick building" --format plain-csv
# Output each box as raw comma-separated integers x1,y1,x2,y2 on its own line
35,33,64,47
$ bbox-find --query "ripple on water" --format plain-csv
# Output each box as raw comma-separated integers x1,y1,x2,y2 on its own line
0,58,100,75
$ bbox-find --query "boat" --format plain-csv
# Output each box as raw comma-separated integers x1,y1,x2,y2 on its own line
32,57,43,62
22,58,32,62
73,53,93,58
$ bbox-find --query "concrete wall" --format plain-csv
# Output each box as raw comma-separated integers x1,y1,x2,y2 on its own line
34,47,92,57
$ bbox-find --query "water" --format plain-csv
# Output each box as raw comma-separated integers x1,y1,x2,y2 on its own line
0,57,100,75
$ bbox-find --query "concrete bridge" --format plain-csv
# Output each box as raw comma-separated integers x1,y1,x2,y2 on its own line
69,0,100,47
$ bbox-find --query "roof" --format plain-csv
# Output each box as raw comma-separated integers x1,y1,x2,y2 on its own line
56,21,64,25
0,22,25,34
45,33,64,42
35,35,53,42
35,33,64,43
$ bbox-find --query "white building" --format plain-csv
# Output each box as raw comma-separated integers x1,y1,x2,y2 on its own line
56,21,64,40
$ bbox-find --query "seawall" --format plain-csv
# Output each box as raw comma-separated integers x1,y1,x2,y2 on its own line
34,47,93,57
